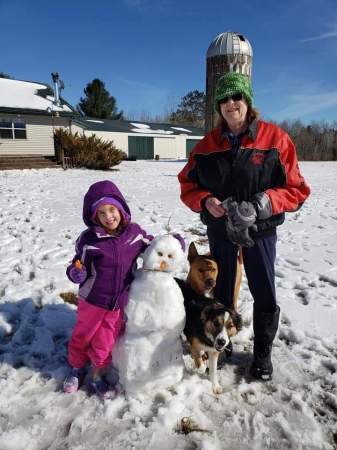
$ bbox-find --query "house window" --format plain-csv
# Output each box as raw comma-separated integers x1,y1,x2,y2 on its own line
0,119,27,139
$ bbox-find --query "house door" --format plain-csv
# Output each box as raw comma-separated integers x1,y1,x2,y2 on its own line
128,136,154,160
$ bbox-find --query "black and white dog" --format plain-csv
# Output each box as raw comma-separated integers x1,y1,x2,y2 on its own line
175,277,241,394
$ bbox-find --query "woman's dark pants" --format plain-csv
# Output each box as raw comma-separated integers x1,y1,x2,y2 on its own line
207,229,280,379
207,229,277,313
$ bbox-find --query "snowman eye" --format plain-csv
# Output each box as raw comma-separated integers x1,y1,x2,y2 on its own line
157,251,163,256
168,254,173,259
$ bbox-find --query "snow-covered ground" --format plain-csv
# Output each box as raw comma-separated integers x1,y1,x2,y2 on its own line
0,160,336,450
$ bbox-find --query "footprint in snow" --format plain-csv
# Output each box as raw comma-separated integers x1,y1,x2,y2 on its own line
285,258,300,267
319,275,337,288
275,270,286,279
295,289,309,305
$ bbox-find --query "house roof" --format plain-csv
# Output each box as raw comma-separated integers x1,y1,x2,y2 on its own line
0,78,77,117
0,77,204,136
73,117,204,137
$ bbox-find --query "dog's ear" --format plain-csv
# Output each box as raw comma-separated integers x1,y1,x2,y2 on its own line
214,303,226,315
200,306,209,323
188,242,199,262
227,309,243,331
201,303,226,322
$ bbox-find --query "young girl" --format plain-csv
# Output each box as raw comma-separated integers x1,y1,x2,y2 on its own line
63,180,153,398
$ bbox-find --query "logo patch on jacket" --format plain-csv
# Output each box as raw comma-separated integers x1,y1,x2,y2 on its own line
250,152,266,166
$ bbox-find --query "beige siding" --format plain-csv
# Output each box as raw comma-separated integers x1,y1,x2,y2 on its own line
153,135,202,159
73,125,203,159
70,124,85,136
154,137,180,159
138,134,202,159
82,130,128,153
0,114,71,156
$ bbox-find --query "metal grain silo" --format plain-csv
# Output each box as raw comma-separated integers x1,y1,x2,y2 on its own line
205,31,253,133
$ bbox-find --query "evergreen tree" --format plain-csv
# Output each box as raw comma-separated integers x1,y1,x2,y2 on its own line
169,90,205,128
0,72,13,79
77,78,123,119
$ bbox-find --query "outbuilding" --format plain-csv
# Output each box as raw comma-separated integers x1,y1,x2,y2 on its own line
72,118,203,160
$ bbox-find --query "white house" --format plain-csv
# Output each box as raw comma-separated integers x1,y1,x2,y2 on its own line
0,76,204,162
0,77,75,157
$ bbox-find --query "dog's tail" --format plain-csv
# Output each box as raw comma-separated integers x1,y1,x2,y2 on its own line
238,247,243,265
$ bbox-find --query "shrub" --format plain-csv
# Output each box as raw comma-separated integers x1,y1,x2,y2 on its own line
54,128,124,170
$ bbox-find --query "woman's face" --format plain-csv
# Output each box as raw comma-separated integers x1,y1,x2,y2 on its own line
96,204,121,233
219,94,248,131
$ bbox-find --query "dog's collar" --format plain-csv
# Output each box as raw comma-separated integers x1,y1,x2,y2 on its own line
185,285,211,309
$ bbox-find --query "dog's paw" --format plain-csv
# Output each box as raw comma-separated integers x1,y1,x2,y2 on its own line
196,363,207,374
212,383,223,395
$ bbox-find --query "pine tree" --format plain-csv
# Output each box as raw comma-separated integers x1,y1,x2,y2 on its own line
0,72,13,79
77,78,123,120
169,90,205,128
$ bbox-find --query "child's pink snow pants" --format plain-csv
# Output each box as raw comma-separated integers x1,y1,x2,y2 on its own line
68,298,124,369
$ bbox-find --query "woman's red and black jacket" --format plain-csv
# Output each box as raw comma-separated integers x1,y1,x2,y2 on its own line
178,119,311,238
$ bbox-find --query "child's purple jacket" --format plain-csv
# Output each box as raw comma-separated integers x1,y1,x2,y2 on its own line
66,180,153,310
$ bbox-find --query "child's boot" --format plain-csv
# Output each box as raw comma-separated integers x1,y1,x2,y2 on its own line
87,369,116,400
63,367,86,393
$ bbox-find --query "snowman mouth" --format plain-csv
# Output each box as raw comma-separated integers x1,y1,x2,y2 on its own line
144,262,169,272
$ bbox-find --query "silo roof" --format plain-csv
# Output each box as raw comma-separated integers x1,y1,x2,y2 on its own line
207,31,253,58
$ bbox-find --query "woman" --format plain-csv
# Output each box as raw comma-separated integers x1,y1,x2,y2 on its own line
178,72,310,380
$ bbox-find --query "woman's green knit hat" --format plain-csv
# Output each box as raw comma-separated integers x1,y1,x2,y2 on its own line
214,72,253,112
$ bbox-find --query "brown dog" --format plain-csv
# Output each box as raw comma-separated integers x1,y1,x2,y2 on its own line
187,242,242,314
176,242,243,393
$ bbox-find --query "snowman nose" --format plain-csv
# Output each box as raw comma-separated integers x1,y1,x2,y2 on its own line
159,261,167,271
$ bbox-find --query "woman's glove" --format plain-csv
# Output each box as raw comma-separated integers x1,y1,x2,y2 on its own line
225,220,255,248
222,198,255,247
252,192,272,220
222,194,271,248
226,200,257,232
68,261,87,284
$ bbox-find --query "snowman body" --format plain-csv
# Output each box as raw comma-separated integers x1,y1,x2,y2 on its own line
113,235,186,395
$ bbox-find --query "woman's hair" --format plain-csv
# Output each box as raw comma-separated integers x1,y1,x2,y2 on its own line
215,104,260,129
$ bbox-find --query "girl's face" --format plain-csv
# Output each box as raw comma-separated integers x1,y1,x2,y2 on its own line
96,204,122,233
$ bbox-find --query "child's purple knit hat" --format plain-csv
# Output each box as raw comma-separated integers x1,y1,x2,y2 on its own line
91,197,131,224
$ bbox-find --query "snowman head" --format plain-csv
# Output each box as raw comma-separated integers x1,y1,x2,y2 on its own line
142,234,185,273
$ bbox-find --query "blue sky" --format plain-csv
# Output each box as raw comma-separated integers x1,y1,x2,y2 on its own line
1,0,337,123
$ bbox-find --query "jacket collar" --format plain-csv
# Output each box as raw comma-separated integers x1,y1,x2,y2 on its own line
247,119,259,141
91,225,120,239
220,119,259,144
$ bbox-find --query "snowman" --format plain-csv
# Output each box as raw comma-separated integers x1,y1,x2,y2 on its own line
113,234,186,396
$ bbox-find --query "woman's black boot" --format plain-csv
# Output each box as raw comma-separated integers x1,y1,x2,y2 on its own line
250,305,280,381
